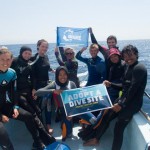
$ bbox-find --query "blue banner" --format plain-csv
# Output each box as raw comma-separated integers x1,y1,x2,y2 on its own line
57,27,89,47
61,84,113,117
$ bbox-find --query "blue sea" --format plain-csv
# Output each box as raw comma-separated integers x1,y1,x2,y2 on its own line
2,40,150,116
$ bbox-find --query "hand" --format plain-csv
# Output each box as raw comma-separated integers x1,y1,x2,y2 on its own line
112,103,122,112
55,47,59,52
53,89,63,95
103,80,111,87
2,115,9,123
67,116,72,121
12,109,19,118
80,47,87,52
32,89,37,100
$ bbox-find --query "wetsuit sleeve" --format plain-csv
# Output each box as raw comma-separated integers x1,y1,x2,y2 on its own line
118,64,147,108
35,82,55,96
111,83,123,90
70,81,77,89
90,31,109,60
55,51,65,66
76,51,88,64
8,80,18,107
48,61,54,72
59,47,67,62
31,64,37,89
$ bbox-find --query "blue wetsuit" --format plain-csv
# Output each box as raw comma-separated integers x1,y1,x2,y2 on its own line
76,51,106,86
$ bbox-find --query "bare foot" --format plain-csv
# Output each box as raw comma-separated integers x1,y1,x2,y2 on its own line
83,138,99,146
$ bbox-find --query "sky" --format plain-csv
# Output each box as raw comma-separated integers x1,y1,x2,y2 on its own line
0,0,150,44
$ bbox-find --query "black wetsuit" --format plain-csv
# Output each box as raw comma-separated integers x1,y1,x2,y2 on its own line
90,61,147,150
107,60,125,103
11,56,41,116
0,68,48,150
11,56,56,146
79,61,147,150
31,53,52,89
30,53,53,125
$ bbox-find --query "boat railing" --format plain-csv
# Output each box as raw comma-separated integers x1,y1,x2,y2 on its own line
140,91,150,122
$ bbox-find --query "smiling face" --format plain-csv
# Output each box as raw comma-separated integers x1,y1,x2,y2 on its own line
107,39,117,49
123,52,137,65
22,50,32,60
58,69,68,83
89,44,99,58
0,52,13,71
37,41,48,56
65,48,74,60
110,54,120,64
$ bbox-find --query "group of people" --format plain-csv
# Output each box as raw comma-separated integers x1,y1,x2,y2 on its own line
0,28,147,150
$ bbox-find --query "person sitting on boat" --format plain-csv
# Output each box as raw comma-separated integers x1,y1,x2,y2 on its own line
11,46,56,146
89,27,119,79
76,44,107,86
82,45,147,150
55,46,80,88
35,66,77,141
31,39,55,134
0,47,55,150
104,47,125,103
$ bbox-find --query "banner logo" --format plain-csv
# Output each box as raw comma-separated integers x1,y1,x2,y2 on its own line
57,27,89,47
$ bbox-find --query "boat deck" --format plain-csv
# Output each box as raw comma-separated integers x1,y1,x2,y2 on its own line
4,118,128,150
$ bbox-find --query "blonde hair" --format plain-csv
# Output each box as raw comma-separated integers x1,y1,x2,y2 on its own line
89,44,99,51
0,46,13,58
64,47,75,54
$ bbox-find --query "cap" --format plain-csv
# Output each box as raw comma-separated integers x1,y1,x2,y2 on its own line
108,48,120,58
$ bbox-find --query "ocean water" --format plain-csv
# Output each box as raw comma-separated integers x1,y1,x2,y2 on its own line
2,39,150,115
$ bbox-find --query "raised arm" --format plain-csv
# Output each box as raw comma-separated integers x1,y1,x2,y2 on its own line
76,47,88,63
89,27,109,59
55,47,65,66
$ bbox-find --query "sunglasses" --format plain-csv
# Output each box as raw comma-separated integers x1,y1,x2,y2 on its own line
65,52,74,55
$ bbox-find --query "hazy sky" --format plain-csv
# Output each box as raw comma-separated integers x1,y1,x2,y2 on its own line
1,0,150,44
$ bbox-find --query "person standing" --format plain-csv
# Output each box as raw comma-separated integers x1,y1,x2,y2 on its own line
31,39,54,134
89,28,119,79
76,44,106,86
